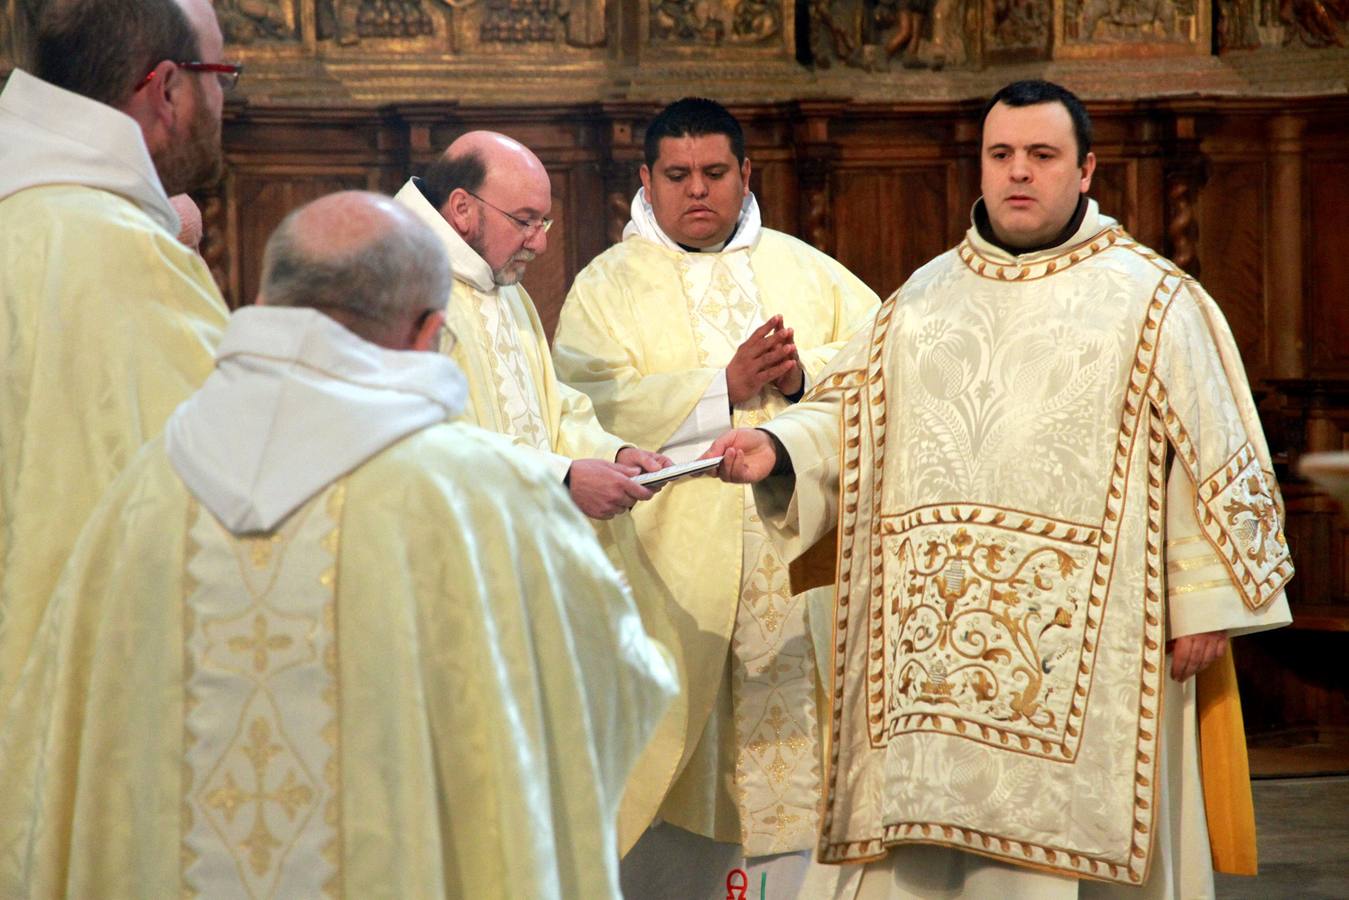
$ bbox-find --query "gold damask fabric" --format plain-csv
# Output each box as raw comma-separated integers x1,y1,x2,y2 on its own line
555,229,879,854
0,184,227,718
0,424,674,898
760,203,1292,886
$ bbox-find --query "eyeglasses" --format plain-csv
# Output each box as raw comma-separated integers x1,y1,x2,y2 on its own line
464,190,553,236
135,61,244,94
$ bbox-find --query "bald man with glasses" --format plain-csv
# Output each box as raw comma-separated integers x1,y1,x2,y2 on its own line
0,0,235,717
394,131,671,520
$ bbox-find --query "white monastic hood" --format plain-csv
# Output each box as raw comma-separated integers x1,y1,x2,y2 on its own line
394,178,498,292
166,305,468,534
622,187,762,253
0,68,179,234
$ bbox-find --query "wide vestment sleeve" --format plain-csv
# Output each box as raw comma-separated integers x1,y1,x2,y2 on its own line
553,242,725,451
512,286,627,465
1152,279,1293,614
338,427,675,898
756,300,886,563
0,185,227,714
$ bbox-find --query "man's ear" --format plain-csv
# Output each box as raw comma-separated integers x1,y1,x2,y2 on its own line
442,188,477,234
1078,151,1097,194
740,157,752,196
638,164,653,197
411,309,446,353
125,61,184,152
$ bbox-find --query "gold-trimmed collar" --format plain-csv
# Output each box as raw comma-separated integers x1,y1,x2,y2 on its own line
958,226,1127,281
959,198,1128,281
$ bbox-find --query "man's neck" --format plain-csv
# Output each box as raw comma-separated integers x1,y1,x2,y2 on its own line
975,194,1088,256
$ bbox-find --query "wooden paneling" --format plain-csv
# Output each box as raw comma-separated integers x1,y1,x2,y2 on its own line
832,166,950,297
1198,160,1268,374
1308,160,1349,377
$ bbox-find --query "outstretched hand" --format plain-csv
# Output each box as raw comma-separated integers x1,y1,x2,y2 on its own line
703,428,778,484
1168,630,1228,681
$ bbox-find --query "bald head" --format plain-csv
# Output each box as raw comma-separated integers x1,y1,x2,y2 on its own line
420,131,553,285
260,191,452,350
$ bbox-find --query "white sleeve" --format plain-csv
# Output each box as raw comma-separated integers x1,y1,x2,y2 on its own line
658,369,732,465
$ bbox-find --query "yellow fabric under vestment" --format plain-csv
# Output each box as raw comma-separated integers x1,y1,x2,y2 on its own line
757,200,1292,892
393,179,690,850
0,184,227,716
0,423,674,899
554,222,879,854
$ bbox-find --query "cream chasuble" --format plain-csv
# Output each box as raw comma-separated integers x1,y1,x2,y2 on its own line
0,69,228,717
757,201,1292,893
554,190,879,855
393,179,692,851
0,307,676,899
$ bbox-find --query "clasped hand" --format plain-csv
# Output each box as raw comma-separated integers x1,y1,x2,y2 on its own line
726,315,802,405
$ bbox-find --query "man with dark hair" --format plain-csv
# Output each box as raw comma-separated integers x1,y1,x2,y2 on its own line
0,0,235,716
0,190,676,898
708,78,1292,897
553,96,879,897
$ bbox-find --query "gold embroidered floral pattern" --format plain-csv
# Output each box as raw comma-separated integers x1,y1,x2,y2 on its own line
880,518,1095,749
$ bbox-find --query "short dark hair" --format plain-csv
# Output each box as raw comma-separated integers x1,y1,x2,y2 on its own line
420,149,488,211
34,0,199,109
643,97,746,169
981,80,1093,165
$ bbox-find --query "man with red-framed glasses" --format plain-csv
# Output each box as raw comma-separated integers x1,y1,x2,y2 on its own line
0,0,235,738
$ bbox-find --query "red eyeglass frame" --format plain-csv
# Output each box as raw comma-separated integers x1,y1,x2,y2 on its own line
134,61,243,93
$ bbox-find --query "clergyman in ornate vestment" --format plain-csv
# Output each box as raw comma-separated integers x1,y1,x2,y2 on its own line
553,98,880,897
0,192,676,899
708,80,1292,899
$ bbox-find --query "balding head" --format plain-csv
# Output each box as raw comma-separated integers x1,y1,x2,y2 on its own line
420,130,553,286
260,191,452,351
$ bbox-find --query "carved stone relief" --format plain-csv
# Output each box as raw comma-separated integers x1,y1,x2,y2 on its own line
316,0,436,42
1278,0,1348,46
649,0,782,43
1062,0,1202,44
466,0,607,47
986,0,1051,54
219,0,301,44
806,0,861,65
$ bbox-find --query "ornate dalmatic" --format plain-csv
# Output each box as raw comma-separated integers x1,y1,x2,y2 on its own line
681,249,822,856
808,222,1292,884
182,483,346,899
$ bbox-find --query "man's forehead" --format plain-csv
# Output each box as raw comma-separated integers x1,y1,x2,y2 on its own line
485,168,552,213
982,101,1074,144
655,133,737,167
